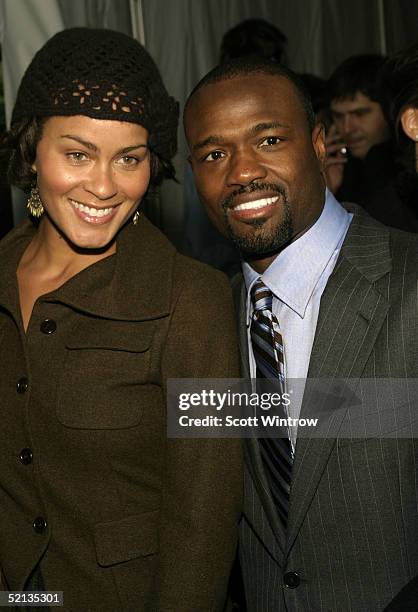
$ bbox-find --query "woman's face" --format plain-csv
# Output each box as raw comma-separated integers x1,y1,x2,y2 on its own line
32,115,151,250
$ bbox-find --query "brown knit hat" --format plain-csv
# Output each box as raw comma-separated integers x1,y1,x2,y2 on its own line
11,27,179,180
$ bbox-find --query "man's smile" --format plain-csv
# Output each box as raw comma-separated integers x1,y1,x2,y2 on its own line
228,195,279,221
232,196,279,211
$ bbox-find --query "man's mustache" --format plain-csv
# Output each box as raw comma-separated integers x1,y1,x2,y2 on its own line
221,183,288,211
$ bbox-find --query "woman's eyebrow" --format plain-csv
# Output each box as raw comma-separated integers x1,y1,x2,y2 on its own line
117,144,148,155
60,134,97,150
60,135,148,155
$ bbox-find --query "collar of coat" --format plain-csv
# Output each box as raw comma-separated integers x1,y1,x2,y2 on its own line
0,215,176,322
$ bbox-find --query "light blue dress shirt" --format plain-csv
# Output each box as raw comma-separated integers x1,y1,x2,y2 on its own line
243,189,353,444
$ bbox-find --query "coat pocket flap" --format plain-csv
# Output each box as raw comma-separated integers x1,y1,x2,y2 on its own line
94,510,159,567
65,319,154,353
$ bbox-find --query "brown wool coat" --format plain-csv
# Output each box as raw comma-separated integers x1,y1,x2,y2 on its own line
0,216,243,611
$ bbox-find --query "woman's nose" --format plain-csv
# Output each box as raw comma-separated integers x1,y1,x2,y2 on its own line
84,163,118,200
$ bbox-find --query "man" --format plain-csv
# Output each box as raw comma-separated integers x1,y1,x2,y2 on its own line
326,54,418,232
183,18,288,277
184,57,417,611
328,54,389,164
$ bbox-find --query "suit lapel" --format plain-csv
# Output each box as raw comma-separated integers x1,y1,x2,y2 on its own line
286,212,391,553
234,211,393,557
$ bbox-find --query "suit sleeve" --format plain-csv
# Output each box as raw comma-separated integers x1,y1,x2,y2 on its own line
158,261,243,611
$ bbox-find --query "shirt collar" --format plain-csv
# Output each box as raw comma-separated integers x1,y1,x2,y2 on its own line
243,189,352,323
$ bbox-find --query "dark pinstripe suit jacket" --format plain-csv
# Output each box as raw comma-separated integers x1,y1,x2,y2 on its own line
234,207,418,612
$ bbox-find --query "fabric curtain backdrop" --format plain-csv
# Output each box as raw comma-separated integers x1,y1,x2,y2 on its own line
1,0,64,224
1,0,417,232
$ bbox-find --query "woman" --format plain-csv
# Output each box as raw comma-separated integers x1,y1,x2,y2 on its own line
0,28,242,611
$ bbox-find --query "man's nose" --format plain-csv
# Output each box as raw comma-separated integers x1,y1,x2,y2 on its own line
341,114,355,135
84,163,118,200
225,150,267,187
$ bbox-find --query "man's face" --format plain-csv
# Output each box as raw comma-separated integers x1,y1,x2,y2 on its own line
330,92,389,159
184,73,326,271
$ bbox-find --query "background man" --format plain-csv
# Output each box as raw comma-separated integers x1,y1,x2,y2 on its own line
184,57,417,611
328,54,389,164
325,54,417,231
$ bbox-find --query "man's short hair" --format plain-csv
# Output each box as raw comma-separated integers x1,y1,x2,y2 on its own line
327,54,387,104
185,56,316,132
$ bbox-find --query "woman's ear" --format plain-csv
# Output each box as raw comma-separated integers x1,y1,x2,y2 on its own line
400,106,418,142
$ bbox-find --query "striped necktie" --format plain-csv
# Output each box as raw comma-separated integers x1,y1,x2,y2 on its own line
250,279,293,526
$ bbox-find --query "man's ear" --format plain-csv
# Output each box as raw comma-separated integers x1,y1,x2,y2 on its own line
400,106,418,142
312,122,326,167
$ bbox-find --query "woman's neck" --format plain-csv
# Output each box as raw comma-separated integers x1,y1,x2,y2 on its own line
22,215,116,282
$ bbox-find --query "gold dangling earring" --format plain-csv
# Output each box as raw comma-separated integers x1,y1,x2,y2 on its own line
27,186,44,218
132,209,141,225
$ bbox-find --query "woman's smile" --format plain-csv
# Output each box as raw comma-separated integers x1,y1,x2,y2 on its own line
68,198,120,224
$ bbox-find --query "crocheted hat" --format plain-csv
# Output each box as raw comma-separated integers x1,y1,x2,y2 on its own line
11,28,179,174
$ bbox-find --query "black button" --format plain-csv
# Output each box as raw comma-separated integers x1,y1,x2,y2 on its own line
16,377,28,394
33,517,47,534
40,319,57,334
20,448,33,465
284,571,300,589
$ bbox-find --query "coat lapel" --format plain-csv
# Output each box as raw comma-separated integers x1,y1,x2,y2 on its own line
47,217,175,321
285,211,392,553
0,217,176,323
231,275,250,378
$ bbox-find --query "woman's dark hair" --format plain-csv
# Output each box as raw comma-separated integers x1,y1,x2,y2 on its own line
0,118,45,192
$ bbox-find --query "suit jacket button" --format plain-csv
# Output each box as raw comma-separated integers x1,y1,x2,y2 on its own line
33,517,47,534
40,319,57,334
284,571,300,588
16,377,29,393
20,448,33,465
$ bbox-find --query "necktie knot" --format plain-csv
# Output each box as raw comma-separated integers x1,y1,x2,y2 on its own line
251,279,273,313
